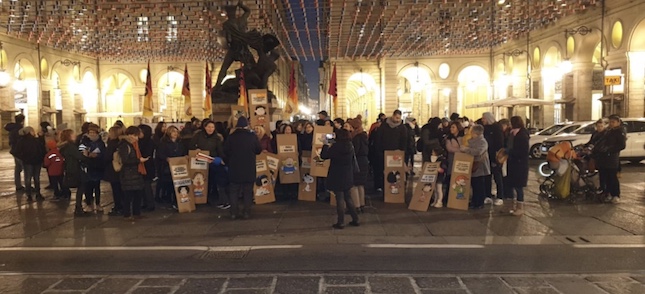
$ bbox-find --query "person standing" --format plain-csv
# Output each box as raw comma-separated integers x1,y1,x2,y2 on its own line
60,129,90,215
254,125,273,153
223,117,262,219
404,117,419,174
12,126,47,202
346,118,369,213
482,112,505,206
5,113,26,191
459,125,490,209
190,120,227,207
44,140,66,200
81,124,107,212
420,117,443,162
119,126,148,221
321,128,360,229
505,116,530,216
374,110,408,191
594,115,626,203
442,121,464,207
138,124,156,211
104,126,125,216
156,126,188,208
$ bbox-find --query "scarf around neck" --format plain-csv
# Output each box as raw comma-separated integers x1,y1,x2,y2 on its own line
132,140,147,176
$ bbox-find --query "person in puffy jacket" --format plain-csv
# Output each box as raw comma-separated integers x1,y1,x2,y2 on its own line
459,125,490,209
59,129,91,216
119,126,148,220
346,118,369,213
80,124,106,212
593,115,626,204
44,140,66,200
12,126,47,202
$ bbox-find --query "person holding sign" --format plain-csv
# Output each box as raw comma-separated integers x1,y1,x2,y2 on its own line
118,126,149,221
373,110,409,191
190,120,227,207
459,125,490,210
443,122,464,207
320,128,360,229
223,117,262,219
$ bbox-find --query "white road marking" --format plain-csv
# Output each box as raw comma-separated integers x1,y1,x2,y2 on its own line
0,245,303,252
363,244,485,249
572,244,645,249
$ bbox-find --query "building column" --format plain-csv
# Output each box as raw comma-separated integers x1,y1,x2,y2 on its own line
627,52,645,117
382,59,398,115
572,62,595,121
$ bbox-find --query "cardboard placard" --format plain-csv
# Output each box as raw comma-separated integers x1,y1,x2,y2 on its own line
188,150,209,204
168,156,196,213
266,153,281,187
248,89,270,133
310,125,334,177
298,151,317,202
384,150,406,204
231,105,249,128
447,152,474,211
254,153,276,204
409,162,440,212
277,134,300,184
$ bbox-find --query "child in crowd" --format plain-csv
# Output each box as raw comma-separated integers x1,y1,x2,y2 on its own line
430,146,448,208
44,140,66,201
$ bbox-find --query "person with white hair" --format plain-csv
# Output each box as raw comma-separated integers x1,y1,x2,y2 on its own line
481,112,505,206
459,124,491,209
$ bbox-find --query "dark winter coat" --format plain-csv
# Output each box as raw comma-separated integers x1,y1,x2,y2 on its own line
44,149,65,176
103,139,121,183
352,132,369,186
298,132,313,152
118,139,145,191
223,129,262,184
80,136,106,182
259,134,273,153
375,118,408,153
12,134,47,165
506,128,530,188
138,137,156,181
156,137,188,182
190,130,225,158
483,122,505,165
320,140,355,192
404,124,417,157
4,122,23,147
593,127,626,169
420,121,443,162
60,142,88,188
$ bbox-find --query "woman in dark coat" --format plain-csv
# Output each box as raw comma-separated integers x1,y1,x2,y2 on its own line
59,129,90,216
190,120,227,207
420,117,443,162
254,125,273,153
138,124,156,211
119,126,147,220
505,116,530,216
320,128,359,229
346,118,369,212
104,126,125,216
156,126,187,207
593,115,626,203
12,126,47,201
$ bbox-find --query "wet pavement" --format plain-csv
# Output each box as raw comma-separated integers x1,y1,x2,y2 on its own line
2,273,645,294
1,151,645,293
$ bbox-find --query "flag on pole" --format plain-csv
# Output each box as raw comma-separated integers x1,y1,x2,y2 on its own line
286,62,297,115
328,64,338,117
182,64,192,119
238,66,247,107
204,62,212,114
142,61,154,119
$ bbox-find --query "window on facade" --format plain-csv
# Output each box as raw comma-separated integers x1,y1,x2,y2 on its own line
166,16,178,42
137,16,149,42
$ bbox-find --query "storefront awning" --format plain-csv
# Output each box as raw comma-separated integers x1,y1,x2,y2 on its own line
492,98,554,107
85,112,165,118
464,101,495,109
598,94,624,102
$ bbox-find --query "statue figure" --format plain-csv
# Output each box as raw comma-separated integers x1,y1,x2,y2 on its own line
212,1,281,104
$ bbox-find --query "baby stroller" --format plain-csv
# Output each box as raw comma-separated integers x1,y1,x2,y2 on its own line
538,141,601,203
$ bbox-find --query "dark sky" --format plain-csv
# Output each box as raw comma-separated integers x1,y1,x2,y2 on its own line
301,60,320,105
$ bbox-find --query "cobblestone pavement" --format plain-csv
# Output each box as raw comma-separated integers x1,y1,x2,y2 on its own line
1,273,645,294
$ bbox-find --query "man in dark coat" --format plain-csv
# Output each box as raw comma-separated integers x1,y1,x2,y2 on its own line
223,116,262,219
594,114,626,203
420,117,443,162
373,110,408,191
4,114,25,191
482,112,505,206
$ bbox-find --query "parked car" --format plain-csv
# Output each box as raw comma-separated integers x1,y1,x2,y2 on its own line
540,118,645,163
528,121,584,158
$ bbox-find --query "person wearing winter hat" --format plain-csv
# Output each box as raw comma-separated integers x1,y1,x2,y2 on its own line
44,140,66,200
345,117,369,213
223,116,262,219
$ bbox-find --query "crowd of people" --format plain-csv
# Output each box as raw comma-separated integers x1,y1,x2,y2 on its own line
3,107,626,225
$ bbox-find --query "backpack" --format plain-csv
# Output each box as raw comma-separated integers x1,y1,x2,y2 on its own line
112,151,123,172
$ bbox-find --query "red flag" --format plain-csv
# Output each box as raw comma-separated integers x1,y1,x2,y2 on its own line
204,62,212,113
182,64,192,119
328,64,338,115
286,63,297,115
238,66,247,107
142,61,153,118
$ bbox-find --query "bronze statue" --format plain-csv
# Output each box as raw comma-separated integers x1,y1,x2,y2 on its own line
212,1,280,104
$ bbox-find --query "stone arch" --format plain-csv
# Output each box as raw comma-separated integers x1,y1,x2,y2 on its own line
453,62,490,81
628,16,645,51
100,68,139,88
12,55,37,79
573,27,602,63
396,62,436,81
345,71,378,122
543,46,562,69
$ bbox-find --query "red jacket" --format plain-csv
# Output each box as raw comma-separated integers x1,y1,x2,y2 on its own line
44,149,65,176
